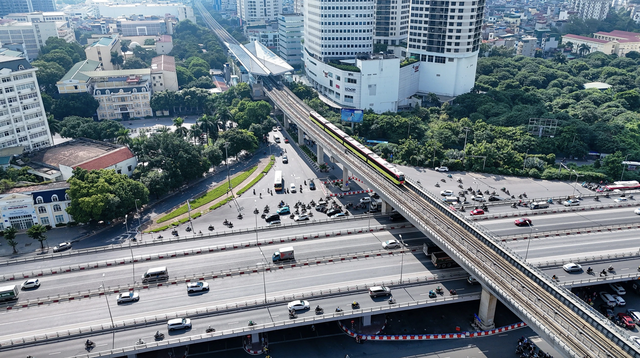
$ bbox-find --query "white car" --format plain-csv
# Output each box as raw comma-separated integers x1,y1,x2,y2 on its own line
167,318,192,331
600,291,617,307
613,294,626,306
116,291,139,304
287,300,310,311
294,214,309,222
277,126,282,130
435,166,449,172
563,200,580,206
615,197,628,202
187,282,209,293
382,239,401,249
330,212,346,218
627,309,640,324
610,283,626,295
631,336,640,347
634,207,640,215
21,279,40,290
290,183,296,193
268,220,281,226
562,263,582,272
471,195,486,202
360,197,372,204
272,126,277,132
440,190,454,196
53,241,72,253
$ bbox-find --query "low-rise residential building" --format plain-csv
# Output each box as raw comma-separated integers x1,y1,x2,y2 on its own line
155,34,173,55
150,55,178,92
84,35,122,71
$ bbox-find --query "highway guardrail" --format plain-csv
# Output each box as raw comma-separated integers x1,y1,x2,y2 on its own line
501,222,640,241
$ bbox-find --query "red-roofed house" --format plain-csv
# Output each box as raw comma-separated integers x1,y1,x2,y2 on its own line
561,34,616,55
594,31,640,55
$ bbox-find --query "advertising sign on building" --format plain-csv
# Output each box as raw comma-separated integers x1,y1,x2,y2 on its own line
341,108,363,123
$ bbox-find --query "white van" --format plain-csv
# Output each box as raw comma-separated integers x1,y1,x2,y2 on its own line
142,266,169,283
599,291,616,307
442,197,458,204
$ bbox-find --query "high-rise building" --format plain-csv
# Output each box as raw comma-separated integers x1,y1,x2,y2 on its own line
237,0,281,25
278,14,303,65
0,0,55,17
97,3,196,23
374,0,410,46
570,0,610,20
0,56,53,151
407,0,485,97
0,19,75,61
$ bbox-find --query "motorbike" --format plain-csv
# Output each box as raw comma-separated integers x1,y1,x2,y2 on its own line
440,178,446,183
289,310,297,319
608,266,615,272
228,223,233,228
186,226,192,232
136,338,145,345
208,225,214,231
154,331,165,340
484,190,490,195
457,178,462,183
523,193,527,198
85,340,95,349
600,270,608,276
315,306,324,314
157,235,163,239
435,183,440,187
458,184,464,189
351,301,360,309
436,286,443,294
511,203,517,209
587,268,593,274
206,325,216,333
237,213,243,219
447,174,452,178
335,307,343,312
248,320,256,326
278,201,285,207
460,206,465,212
388,297,396,304
449,289,457,295
501,187,506,192
223,219,229,225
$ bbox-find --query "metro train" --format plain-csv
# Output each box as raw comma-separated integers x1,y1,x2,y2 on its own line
308,111,405,185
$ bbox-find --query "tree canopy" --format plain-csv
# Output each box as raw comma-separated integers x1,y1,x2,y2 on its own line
58,116,125,141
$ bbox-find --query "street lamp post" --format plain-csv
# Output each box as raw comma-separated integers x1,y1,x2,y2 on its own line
399,234,405,284
224,142,232,194
621,154,631,181
571,171,583,198
128,239,135,285
134,198,142,240
254,201,259,245
524,223,537,261
101,274,116,349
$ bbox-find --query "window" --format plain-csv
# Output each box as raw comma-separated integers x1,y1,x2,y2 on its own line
40,216,50,225
35,196,43,204
38,206,46,214
51,194,58,202
53,204,62,212
127,165,132,172
55,215,65,224
117,169,122,174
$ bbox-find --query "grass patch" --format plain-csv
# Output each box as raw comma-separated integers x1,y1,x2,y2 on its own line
301,145,317,162
157,165,258,223
146,225,170,233
237,157,275,196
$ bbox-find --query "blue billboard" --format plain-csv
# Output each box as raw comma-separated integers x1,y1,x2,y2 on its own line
341,108,363,123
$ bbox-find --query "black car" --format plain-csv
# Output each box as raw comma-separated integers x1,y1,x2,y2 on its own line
326,208,341,216
488,196,503,201
389,213,406,222
265,214,280,223
309,180,316,190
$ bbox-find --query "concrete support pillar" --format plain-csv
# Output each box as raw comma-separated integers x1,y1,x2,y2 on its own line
126,354,137,358
342,167,350,191
317,145,324,166
380,200,392,213
477,287,497,330
298,127,304,145
362,313,372,326
283,113,290,129
251,332,260,343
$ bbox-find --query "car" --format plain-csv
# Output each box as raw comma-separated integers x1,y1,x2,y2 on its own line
471,195,486,202
265,214,280,222
53,241,72,253
631,336,640,347
613,294,626,306
615,197,628,202
309,181,316,190
167,318,192,331
272,126,277,132
294,214,309,221
610,283,626,295
627,309,640,324
600,291,617,307
635,208,640,215
21,279,40,290
618,313,636,329
187,282,209,293
268,220,282,226
330,212,346,218
287,300,309,311
274,137,281,143
470,209,485,216
360,197,372,204
277,126,282,130
563,199,580,206
382,239,401,249
562,263,582,272
389,213,406,222
599,304,615,319
488,196,503,201
326,208,341,217
440,190,454,196
369,286,391,297
514,218,532,227
290,183,296,193
284,138,289,143
277,206,290,215
435,166,449,172
467,276,478,285
116,291,139,304
282,155,288,164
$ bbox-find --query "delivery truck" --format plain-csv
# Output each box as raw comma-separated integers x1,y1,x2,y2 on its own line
272,247,295,262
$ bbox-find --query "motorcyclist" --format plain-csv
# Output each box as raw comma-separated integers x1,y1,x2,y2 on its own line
86,339,93,346
552,275,557,280
352,301,359,307
315,305,322,312
608,265,614,271
601,269,607,276
155,330,162,338
587,267,593,273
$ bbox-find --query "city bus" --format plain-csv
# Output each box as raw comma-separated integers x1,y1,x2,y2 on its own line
274,170,283,191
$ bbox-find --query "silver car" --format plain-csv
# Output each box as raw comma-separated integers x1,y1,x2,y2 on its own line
167,318,192,331
117,291,140,304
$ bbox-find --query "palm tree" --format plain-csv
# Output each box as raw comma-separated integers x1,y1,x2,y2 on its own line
116,128,131,146
578,44,590,57
215,107,232,132
188,124,203,145
157,126,170,134
553,52,567,65
47,115,61,136
565,41,574,52
4,227,18,254
27,224,47,250
173,117,188,137
198,114,218,145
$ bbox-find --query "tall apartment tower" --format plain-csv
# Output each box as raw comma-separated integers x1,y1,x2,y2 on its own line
374,0,411,46
407,0,484,96
0,56,53,151
0,0,55,17
570,0,610,20
237,0,282,25
303,0,375,61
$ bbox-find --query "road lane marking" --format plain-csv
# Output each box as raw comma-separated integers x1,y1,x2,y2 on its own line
48,352,61,355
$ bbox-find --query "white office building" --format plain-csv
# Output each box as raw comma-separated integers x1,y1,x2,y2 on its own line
0,19,75,60
374,0,410,46
407,0,484,97
96,3,196,23
0,56,53,151
570,0,610,20
237,0,281,25
278,14,303,65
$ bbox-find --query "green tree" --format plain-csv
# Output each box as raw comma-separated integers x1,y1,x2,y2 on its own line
110,51,124,69
173,117,188,137
198,114,218,144
67,168,149,223
204,145,223,168
32,60,66,95
218,129,259,156
120,39,132,53
116,128,131,146
47,114,61,136
188,123,203,144
27,224,47,249
59,116,125,141
578,44,591,57
39,50,74,71
144,38,156,46
4,227,18,254
139,170,170,199
50,93,100,120
123,57,148,69
176,66,196,86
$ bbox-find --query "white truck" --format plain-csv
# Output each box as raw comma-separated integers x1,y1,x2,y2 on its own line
272,247,295,262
